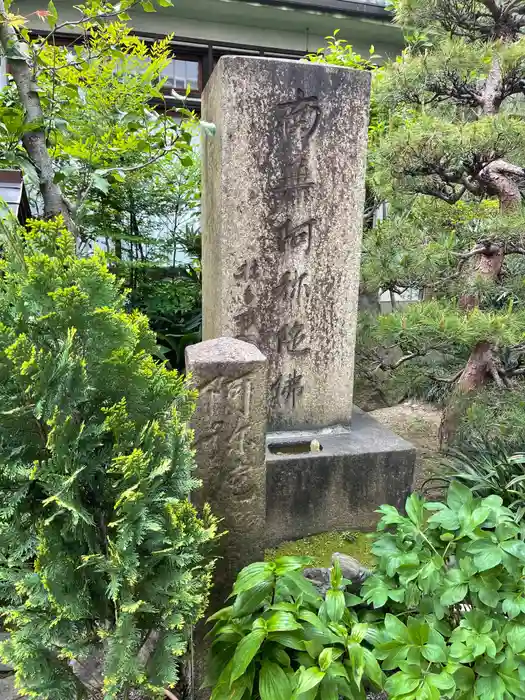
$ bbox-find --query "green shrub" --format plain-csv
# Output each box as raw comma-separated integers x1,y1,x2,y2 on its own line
445,438,525,518
0,217,217,700
214,483,525,700
363,483,525,699
206,557,384,700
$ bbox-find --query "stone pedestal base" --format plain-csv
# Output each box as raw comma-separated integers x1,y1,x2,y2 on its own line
265,408,416,546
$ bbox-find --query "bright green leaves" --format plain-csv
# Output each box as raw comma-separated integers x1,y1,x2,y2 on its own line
259,660,292,700
325,589,345,623
208,555,384,700
233,562,275,596
0,219,217,698
231,629,267,682
466,538,503,571
211,482,525,700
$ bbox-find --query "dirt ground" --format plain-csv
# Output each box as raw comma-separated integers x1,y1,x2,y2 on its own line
369,401,443,493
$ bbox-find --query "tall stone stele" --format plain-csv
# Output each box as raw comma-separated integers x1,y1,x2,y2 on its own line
202,56,371,430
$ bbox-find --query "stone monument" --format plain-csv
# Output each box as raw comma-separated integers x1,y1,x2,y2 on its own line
202,56,370,430
200,55,415,546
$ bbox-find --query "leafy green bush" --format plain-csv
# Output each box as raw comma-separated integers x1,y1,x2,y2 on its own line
445,438,525,518
363,483,525,699
213,483,525,700
0,217,216,700
206,557,384,700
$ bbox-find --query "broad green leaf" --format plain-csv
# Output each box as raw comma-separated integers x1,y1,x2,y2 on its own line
440,583,467,606
385,670,421,697
507,625,525,654
233,562,274,595
230,629,266,682
427,506,460,530
319,678,339,700
282,570,320,601
406,493,425,526
466,539,502,571
346,642,365,687
275,556,312,575
384,613,409,642
318,648,333,671
259,660,293,700
363,647,383,688
93,173,110,194
294,666,325,696
268,632,306,650
422,643,447,663
233,580,273,616
141,0,156,10
267,611,302,632
325,589,345,623
47,0,58,28
157,0,174,5
447,481,473,511
502,540,525,561
454,665,475,691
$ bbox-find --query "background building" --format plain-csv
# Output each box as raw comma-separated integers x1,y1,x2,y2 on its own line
21,0,402,109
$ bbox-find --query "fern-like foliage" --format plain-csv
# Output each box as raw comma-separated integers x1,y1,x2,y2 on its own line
0,216,217,699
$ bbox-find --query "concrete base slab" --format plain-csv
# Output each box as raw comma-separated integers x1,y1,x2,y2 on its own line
265,408,416,545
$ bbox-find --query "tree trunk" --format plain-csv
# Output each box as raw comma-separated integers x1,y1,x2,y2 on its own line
439,341,494,446
0,2,72,228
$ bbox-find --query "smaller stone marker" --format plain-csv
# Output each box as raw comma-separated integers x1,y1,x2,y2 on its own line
186,337,268,598
186,338,268,700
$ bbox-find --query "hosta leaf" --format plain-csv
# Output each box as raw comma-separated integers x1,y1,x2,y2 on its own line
318,648,333,672
259,660,293,700
319,678,339,700
230,629,266,682
233,562,274,594
268,632,306,650
275,556,312,575
325,589,345,623
294,666,325,696
233,580,273,616
266,611,302,632
363,647,384,688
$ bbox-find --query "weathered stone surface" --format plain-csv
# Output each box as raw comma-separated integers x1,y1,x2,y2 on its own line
303,567,331,596
202,56,371,430
265,408,416,543
0,676,18,700
187,338,268,700
332,552,372,588
186,337,268,592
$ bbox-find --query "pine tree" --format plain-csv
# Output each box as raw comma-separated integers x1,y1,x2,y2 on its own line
328,0,525,446
0,213,217,699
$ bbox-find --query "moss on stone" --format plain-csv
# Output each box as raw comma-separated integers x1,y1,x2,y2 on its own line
265,531,375,568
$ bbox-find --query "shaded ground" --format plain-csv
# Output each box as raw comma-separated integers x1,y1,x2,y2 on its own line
369,401,443,493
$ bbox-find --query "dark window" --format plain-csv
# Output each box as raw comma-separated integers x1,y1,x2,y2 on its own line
162,58,201,93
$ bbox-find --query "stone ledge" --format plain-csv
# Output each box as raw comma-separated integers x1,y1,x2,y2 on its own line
265,408,416,545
